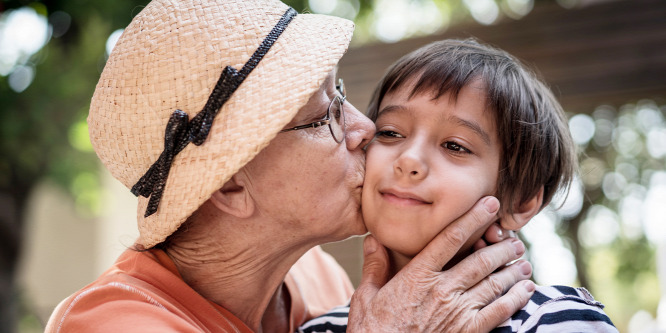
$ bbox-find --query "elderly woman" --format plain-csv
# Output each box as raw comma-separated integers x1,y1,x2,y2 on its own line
45,0,534,332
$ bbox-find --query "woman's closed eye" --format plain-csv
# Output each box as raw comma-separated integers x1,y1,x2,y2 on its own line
443,140,472,155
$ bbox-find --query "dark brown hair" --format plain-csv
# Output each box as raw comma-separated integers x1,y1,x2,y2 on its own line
367,38,576,212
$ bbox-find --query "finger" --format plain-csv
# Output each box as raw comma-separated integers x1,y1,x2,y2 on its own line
446,238,526,289
355,235,390,300
473,238,488,252
467,260,532,306
483,223,508,244
475,280,536,331
474,222,506,251
412,196,500,271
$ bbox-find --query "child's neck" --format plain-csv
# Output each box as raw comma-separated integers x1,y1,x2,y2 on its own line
387,249,413,278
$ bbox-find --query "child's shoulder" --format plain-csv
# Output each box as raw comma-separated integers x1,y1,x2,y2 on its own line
299,285,619,333
492,285,618,333
532,285,603,307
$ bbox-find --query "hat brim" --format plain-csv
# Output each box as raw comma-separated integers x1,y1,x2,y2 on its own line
88,0,354,248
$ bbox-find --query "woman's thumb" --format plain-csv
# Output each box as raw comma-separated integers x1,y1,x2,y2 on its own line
357,235,390,293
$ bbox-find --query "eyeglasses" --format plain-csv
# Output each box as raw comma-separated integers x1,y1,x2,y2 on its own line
280,78,346,143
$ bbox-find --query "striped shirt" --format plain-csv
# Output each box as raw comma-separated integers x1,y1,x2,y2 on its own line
298,285,617,333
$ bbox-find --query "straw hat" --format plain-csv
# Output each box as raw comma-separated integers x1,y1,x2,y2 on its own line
88,0,354,248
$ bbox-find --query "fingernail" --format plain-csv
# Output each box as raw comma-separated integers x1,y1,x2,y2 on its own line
364,236,377,255
518,260,532,276
523,280,536,293
496,226,504,239
512,238,525,256
483,197,499,214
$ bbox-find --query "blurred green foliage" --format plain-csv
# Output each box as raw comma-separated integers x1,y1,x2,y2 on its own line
1,1,151,331
568,100,666,330
1,0,153,216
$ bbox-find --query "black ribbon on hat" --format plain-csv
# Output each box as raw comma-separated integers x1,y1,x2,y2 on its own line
131,7,298,217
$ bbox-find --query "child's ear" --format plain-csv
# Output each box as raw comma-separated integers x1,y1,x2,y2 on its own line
209,174,255,219
500,186,544,231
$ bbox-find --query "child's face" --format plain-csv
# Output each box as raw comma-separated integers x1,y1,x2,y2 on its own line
362,80,502,260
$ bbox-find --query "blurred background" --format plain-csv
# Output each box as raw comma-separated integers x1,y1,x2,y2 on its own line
1,0,665,332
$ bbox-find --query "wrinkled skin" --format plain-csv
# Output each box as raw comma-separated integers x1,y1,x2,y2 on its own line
348,197,535,332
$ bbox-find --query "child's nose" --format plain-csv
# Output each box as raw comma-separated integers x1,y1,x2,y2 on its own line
393,146,428,180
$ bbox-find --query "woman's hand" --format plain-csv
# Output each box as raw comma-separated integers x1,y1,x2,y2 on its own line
348,196,535,332
473,222,516,251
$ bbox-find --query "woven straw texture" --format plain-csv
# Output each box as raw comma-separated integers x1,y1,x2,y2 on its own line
88,0,354,248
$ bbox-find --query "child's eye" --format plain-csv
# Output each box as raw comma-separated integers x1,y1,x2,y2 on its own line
375,130,404,139
443,141,472,154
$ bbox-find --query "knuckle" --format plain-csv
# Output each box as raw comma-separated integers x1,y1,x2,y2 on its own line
400,266,422,284
433,281,460,303
442,224,467,247
350,286,366,302
486,274,505,296
468,205,489,226
363,252,387,271
475,250,496,273
495,297,515,319
362,261,387,282
362,261,381,276
352,283,377,304
465,318,486,333
495,288,525,318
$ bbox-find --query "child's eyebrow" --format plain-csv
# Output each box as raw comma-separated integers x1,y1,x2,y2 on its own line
446,115,491,145
378,105,492,146
377,105,416,120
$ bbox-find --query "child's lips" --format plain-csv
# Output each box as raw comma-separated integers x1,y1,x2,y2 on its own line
380,189,431,206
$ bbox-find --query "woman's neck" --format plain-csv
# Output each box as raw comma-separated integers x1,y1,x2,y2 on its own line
165,205,314,333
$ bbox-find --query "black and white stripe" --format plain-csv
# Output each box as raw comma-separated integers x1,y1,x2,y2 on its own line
298,286,617,333
298,304,350,333
490,285,617,333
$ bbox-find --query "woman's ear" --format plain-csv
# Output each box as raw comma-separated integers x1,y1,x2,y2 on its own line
500,186,544,231
209,174,255,219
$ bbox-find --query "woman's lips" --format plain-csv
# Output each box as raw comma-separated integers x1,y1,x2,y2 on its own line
380,189,431,206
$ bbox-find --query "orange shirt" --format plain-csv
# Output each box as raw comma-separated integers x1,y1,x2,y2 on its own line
45,246,353,332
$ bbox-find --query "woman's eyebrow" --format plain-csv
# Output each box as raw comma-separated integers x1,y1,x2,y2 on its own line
446,115,491,145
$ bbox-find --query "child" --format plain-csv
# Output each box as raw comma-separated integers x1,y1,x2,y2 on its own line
299,39,617,332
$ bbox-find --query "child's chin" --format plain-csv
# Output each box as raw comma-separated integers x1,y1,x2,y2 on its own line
389,245,422,260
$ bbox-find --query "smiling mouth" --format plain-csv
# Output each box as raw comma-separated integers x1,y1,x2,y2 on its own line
380,190,431,206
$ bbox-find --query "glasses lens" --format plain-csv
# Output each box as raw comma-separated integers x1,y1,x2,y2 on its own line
329,96,344,143
336,78,345,97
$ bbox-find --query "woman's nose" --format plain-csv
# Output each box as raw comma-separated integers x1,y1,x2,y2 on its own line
394,144,428,181
344,100,375,151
